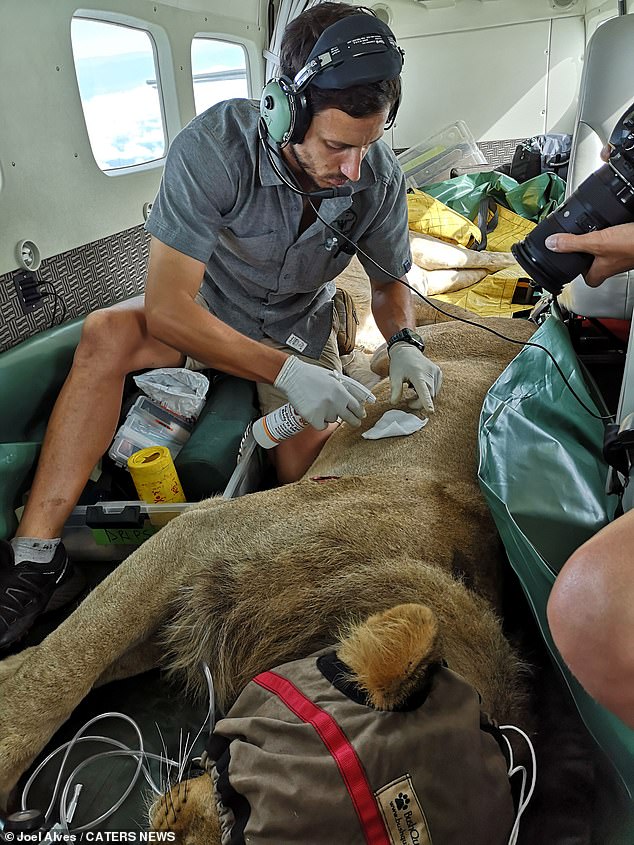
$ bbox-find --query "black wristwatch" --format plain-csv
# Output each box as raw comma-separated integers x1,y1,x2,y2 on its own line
387,328,425,354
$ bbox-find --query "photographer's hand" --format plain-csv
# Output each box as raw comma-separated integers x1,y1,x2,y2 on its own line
545,222,634,286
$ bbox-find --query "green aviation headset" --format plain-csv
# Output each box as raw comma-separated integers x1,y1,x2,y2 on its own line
260,12,404,146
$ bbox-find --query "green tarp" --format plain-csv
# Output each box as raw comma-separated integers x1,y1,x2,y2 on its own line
478,311,634,844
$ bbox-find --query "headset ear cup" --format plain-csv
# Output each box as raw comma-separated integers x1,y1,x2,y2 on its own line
288,89,311,144
260,79,293,144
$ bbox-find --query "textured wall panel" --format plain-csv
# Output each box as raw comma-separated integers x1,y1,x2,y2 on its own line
477,138,526,168
0,226,149,353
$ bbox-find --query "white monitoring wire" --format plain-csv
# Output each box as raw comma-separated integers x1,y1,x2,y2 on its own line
19,665,216,833
21,713,178,832
500,723,538,845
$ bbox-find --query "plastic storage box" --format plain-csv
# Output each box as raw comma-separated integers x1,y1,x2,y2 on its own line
396,121,487,189
63,500,191,561
109,396,193,467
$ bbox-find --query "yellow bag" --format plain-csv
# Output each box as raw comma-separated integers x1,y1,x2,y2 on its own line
407,189,481,248
480,204,536,253
434,264,532,318
407,190,537,317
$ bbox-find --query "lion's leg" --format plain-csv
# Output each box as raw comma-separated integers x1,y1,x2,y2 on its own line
0,518,200,808
94,636,163,688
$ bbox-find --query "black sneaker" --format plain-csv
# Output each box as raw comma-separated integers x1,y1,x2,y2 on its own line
0,540,85,649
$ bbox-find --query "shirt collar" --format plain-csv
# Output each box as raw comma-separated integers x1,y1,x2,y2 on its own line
258,134,284,188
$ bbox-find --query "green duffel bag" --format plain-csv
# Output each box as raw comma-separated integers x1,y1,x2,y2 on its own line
0,318,260,540
424,170,566,223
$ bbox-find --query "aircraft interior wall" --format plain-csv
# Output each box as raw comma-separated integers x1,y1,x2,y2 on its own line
0,0,625,351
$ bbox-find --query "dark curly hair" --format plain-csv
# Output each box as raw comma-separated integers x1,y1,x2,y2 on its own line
279,2,401,124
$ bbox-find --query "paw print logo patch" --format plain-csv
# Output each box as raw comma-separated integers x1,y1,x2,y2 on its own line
395,792,410,811
375,775,432,845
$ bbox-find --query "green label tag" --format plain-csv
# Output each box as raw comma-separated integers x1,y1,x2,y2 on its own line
91,526,157,546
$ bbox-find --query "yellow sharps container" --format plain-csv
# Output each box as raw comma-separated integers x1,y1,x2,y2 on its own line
127,446,186,505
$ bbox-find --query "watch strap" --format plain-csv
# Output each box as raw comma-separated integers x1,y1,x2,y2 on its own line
387,328,425,353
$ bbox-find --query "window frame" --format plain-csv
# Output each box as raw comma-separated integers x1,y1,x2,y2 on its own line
190,32,252,115
71,10,173,176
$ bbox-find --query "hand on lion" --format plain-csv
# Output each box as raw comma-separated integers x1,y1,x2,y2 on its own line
388,342,443,413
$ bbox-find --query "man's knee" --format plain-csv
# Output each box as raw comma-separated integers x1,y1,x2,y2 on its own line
75,307,144,373
548,544,634,719
548,545,606,665
273,424,336,484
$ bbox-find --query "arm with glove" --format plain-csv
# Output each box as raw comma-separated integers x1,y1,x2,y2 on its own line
370,277,443,414
274,356,372,430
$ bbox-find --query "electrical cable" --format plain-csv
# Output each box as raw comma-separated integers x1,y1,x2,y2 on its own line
348,237,615,422
302,184,614,422
40,289,66,328
39,282,66,322
37,279,67,328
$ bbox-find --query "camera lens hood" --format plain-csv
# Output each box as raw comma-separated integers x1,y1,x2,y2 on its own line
512,164,634,295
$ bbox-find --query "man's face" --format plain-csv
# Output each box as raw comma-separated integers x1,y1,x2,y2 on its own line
283,107,388,191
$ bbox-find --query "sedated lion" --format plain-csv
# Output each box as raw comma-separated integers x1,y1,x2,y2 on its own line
0,296,536,843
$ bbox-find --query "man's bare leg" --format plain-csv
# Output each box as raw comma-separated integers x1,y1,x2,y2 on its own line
17,296,184,540
0,297,188,648
272,423,338,484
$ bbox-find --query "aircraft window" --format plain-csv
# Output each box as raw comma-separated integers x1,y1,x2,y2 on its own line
71,17,166,171
191,38,249,114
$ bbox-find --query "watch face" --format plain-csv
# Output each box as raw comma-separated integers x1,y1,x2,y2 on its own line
389,328,424,350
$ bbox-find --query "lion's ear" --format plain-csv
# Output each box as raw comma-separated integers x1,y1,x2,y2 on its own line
336,603,443,711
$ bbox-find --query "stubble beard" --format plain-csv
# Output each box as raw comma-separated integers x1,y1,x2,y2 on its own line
288,144,323,191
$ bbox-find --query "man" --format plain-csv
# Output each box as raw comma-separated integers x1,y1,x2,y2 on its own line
546,209,634,727
0,3,441,649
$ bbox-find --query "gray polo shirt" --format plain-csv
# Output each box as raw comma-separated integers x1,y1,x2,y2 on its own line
146,98,411,359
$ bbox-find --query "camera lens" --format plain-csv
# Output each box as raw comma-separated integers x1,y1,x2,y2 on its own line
512,163,634,295
511,213,593,295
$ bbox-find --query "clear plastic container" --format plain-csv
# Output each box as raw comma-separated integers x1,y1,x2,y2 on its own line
397,121,487,189
63,500,191,561
108,396,193,467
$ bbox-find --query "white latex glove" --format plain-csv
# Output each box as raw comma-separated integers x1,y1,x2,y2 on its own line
388,342,443,414
274,356,367,430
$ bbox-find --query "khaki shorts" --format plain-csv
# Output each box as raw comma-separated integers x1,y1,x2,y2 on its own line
185,293,342,416
256,329,342,415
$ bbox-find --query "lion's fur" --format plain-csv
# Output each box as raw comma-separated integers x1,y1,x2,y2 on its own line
0,296,535,812
150,772,221,842
151,594,520,843
337,604,443,711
